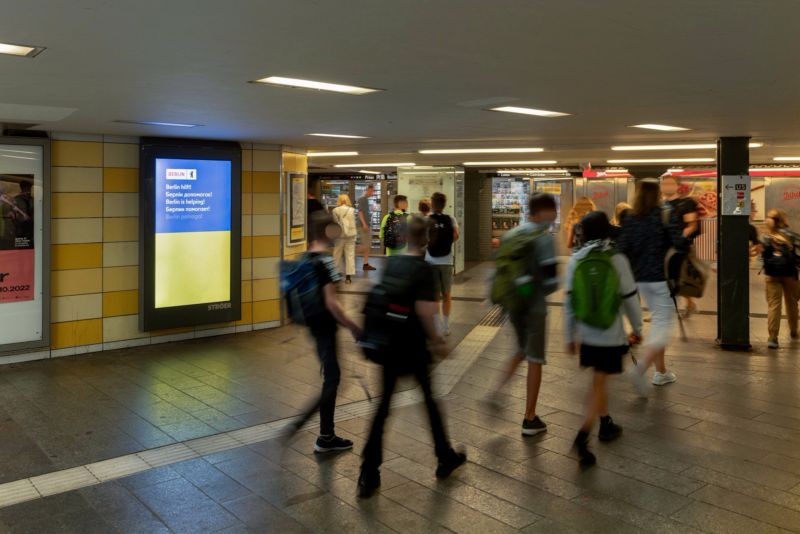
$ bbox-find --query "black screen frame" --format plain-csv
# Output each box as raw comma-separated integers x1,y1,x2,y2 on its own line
139,137,241,331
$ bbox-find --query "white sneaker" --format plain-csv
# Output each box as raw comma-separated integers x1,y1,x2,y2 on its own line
652,370,677,386
628,368,651,397
768,339,779,349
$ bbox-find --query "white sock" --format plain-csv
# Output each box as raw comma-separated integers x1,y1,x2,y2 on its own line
433,313,442,336
443,315,450,330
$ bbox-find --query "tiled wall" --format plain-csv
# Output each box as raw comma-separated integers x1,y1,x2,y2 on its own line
40,135,306,359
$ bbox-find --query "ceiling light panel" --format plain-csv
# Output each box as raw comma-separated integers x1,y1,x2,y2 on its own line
607,158,714,163
334,162,415,168
307,151,358,157
463,160,557,166
630,124,690,131
307,133,369,139
114,120,198,127
419,148,544,154
490,106,570,117
253,76,381,95
773,157,800,162
0,42,45,57
612,143,762,151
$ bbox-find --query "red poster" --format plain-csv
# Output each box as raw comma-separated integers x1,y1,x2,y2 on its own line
0,249,34,302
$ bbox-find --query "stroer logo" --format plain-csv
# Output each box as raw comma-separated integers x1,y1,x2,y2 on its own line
208,302,232,311
166,168,197,180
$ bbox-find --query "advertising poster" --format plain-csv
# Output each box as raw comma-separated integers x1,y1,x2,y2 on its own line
0,174,35,303
289,174,306,244
154,158,231,308
677,178,717,219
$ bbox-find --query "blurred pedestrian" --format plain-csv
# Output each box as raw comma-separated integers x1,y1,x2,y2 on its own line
332,193,357,284
761,208,799,349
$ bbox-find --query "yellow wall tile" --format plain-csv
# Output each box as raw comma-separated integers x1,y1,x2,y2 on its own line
236,302,253,326
52,243,103,270
103,168,138,192
241,171,252,193
242,149,252,172
103,242,138,267
103,290,138,317
52,218,102,244
253,193,279,215
103,266,138,292
253,278,279,301
252,257,279,279
241,259,252,280
103,192,138,218
241,236,252,259
252,299,281,323
282,152,308,172
51,293,102,323
241,280,252,302
103,217,138,242
283,243,307,259
103,315,148,342
52,140,103,167
51,318,103,349
252,214,280,236
103,143,138,168
252,171,280,193
52,167,102,192
52,268,103,296
252,236,280,258
253,150,281,172
51,193,103,218
241,215,252,237
241,193,252,215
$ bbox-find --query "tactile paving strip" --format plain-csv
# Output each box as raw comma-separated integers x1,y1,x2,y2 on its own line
0,307,504,509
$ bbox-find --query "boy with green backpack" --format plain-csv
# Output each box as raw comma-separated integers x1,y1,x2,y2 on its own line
488,193,559,436
565,211,643,466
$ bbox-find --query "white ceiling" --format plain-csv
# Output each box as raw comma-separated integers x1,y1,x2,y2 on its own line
1,0,799,169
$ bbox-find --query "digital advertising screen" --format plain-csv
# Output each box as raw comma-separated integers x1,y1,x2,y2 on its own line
140,139,241,331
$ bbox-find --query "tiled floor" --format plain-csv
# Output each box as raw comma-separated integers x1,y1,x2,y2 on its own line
0,260,799,532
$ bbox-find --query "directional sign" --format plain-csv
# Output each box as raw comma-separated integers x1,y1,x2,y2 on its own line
721,175,750,216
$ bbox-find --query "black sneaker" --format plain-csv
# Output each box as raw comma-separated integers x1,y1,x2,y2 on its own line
357,469,381,498
598,417,623,442
573,431,596,467
435,450,467,479
521,416,547,436
363,264,377,271
314,434,353,453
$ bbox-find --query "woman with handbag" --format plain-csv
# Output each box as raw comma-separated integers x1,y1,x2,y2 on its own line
761,209,799,349
332,194,358,284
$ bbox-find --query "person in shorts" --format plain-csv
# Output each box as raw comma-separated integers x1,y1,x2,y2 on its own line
565,211,643,466
488,193,559,436
426,192,459,336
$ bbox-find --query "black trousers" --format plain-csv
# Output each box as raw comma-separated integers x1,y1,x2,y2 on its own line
361,358,452,472
294,325,341,437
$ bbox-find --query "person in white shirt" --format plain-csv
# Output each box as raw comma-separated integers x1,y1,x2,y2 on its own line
425,192,459,335
332,194,357,284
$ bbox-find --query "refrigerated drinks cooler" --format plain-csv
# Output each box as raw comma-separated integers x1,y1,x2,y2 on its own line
491,177,529,239
318,178,395,253
354,181,383,251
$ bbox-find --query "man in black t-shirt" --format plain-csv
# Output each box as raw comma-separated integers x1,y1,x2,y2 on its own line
358,216,466,498
661,175,701,315
292,211,362,454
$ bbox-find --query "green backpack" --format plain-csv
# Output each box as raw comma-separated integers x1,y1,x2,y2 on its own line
571,248,620,329
490,226,545,314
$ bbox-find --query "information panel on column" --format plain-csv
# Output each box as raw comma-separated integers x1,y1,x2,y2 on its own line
139,138,241,330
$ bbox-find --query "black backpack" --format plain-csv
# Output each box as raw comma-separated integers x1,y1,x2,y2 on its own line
383,211,408,249
359,258,418,364
427,213,454,257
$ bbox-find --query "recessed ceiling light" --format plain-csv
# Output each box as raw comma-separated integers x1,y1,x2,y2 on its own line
307,151,359,157
334,162,415,168
607,158,714,163
114,120,199,128
630,124,690,132
0,148,36,155
463,160,558,166
418,147,544,154
0,154,35,160
497,168,570,174
773,157,800,162
0,42,45,57
252,76,381,95
490,106,570,118
359,170,381,175
612,143,762,151
751,167,800,172
307,133,369,139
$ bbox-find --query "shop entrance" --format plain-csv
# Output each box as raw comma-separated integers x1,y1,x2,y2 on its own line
533,178,574,255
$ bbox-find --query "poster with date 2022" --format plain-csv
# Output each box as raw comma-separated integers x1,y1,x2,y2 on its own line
0,249,34,302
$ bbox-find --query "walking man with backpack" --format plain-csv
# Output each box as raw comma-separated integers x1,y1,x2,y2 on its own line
427,192,459,336
661,175,701,316
488,193,560,436
380,195,409,256
565,211,643,466
281,211,362,453
358,215,467,498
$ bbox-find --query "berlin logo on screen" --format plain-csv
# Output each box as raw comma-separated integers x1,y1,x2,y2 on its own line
166,168,197,180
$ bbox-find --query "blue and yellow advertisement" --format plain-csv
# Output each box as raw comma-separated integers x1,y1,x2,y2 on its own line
154,158,231,309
